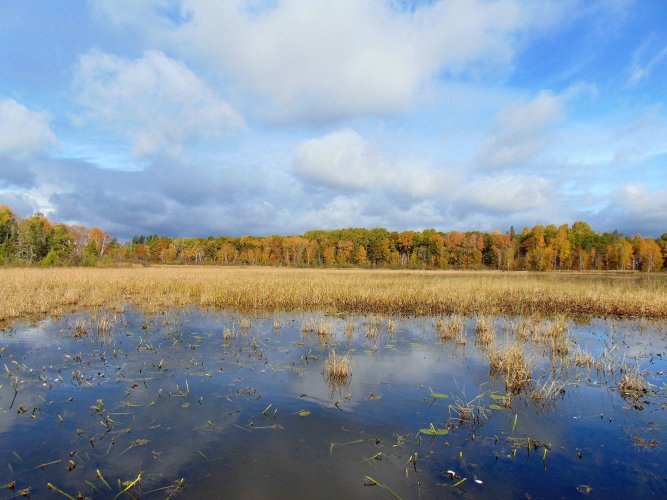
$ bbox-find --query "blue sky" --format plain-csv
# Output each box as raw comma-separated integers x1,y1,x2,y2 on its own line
0,0,666,239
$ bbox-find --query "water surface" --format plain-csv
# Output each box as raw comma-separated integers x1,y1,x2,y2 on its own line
0,309,666,498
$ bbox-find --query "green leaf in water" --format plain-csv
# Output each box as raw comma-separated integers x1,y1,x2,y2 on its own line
489,404,506,411
429,387,449,399
298,410,311,417
418,423,448,436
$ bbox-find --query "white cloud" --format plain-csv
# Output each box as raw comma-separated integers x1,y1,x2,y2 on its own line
476,90,564,168
73,49,243,157
292,127,556,227
293,128,442,197
553,106,667,167
454,174,552,213
612,183,667,234
160,0,557,122
0,99,56,158
628,35,667,87
89,0,182,30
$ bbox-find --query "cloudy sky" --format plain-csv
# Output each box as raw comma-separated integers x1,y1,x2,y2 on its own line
1,0,666,239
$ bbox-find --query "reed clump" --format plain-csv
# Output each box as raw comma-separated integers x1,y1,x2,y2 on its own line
474,316,495,348
95,313,116,339
489,344,532,392
323,349,351,382
1,268,667,328
514,319,530,341
436,315,466,344
364,315,382,347
239,317,252,334
344,318,357,338
449,395,488,428
301,318,317,334
223,326,236,343
73,318,89,338
572,348,595,369
530,376,567,404
619,365,650,399
316,319,335,344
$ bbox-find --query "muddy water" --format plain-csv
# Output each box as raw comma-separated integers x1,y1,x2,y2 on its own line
0,310,666,499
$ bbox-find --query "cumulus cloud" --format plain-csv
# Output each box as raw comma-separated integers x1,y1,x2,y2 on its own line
476,90,564,168
118,0,561,123
611,183,667,235
452,174,551,214
291,127,558,230
293,128,443,197
73,49,243,157
0,99,56,158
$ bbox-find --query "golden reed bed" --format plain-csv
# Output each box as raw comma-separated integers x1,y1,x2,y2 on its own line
1,266,667,325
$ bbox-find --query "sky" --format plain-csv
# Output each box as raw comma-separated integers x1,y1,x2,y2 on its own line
0,0,666,239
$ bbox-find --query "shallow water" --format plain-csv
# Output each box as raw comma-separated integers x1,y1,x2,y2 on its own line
0,309,666,499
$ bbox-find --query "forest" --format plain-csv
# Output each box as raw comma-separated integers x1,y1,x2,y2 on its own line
1,204,665,272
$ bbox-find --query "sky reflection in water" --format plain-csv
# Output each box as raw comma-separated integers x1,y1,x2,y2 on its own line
0,310,666,499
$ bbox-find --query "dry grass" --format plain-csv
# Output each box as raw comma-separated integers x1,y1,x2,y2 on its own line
436,315,466,344
364,315,382,346
514,319,530,341
344,318,357,337
386,318,396,336
95,313,116,339
323,349,351,382
223,326,236,342
520,315,573,358
239,317,252,333
489,344,532,392
449,394,489,428
73,318,89,338
474,316,495,348
301,317,317,334
572,348,595,369
530,376,567,404
619,365,650,399
1,267,667,327
316,319,335,344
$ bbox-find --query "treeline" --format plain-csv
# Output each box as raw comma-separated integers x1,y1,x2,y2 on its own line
1,204,665,271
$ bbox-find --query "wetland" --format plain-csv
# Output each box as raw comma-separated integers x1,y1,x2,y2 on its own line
1,302,666,498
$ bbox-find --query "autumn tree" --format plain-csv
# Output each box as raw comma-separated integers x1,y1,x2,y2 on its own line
490,232,516,270
549,224,571,270
0,205,17,263
16,213,51,263
522,226,547,271
88,228,113,257
397,231,414,267
636,236,664,272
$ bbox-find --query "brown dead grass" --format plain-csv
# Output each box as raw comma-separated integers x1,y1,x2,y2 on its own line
490,344,532,392
1,267,667,327
323,349,351,382
474,316,495,349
